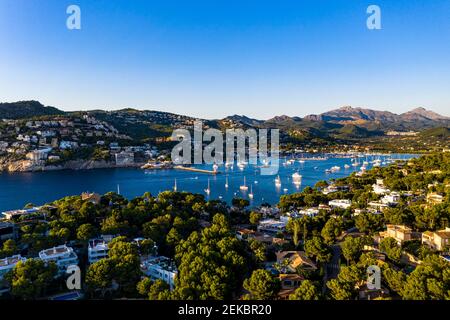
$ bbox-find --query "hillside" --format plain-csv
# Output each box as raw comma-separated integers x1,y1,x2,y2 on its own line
419,127,450,139
0,101,64,119
1,100,448,144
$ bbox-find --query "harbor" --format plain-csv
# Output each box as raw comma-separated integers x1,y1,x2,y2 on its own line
0,153,418,212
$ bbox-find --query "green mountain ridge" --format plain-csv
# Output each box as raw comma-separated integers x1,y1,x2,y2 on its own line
0,101,448,142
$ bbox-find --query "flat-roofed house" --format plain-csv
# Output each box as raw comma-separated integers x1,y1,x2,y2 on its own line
140,256,177,290
257,219,287,234
0,255,26,281
39,245,78,274
1,207,40,220
88,237,114,264
328,199,352,209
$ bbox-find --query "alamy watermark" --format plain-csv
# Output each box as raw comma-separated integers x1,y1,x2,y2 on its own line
367,265,381,290
367,5,382,30
66,5,81,30
171,121,280,175
66,264,81,290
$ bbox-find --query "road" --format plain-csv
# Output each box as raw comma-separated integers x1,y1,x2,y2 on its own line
322,244,342,294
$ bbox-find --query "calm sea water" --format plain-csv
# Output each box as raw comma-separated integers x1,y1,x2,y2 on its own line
0,154,416,212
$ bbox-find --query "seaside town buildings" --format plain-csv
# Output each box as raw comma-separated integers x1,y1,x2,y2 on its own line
0,114,160,170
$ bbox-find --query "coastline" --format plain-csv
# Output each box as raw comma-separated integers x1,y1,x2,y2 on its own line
0,158,145,173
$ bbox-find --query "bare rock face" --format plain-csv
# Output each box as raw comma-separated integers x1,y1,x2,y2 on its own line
0,158,143,172
6,160,35,172
64,160,115,170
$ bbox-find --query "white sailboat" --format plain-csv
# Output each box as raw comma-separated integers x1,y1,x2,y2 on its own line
240,176,248,191
173,179,177,192
275,175,281,188
292,172,302,185
204,179,211,195
249,185,254,199
373,159,382,167
225,176,229,188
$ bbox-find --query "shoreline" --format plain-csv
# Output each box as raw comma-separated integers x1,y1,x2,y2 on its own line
0,159,146,173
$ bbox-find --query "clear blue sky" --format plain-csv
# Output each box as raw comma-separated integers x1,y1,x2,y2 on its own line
0,0,449,119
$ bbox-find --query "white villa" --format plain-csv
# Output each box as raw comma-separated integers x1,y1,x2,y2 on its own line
328,199,352,209
39,245,78,274
257,218,288,234
372,179,390,195
0,255,26,280
88,236,114,264
140,256,177,290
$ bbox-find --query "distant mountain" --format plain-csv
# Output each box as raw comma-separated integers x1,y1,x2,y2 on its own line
401,107,449,121
305,106,399,123
305,106,450,131
221,115,264,127
266,115,303,123
0,101,64,119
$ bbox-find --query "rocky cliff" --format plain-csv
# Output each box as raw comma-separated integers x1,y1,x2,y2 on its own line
0,159,143,172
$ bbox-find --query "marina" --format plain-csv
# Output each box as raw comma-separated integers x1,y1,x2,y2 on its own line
0,153,417,212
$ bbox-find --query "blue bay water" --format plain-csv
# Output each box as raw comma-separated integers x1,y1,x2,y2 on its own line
0,154,416,212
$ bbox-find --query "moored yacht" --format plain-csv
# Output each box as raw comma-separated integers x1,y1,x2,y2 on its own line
204,179,211,195
240,177,248,191
292,172,302,185
275,175,282,187
249,185,254,199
